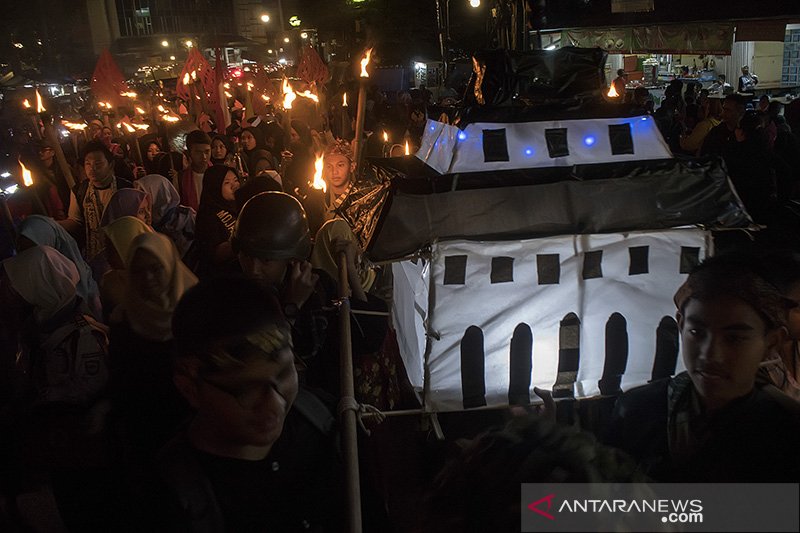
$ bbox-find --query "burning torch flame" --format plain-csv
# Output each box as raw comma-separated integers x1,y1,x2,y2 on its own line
120,91,138,98
35,89,46,113
183,73,191,85
261,94,270,102
383,131,388,142
246,82,254,92
19,160,33,187
404,141,410,155
22,99,31,109
62,121,88,131
607,84,619,98
223,82,230,89
282,79,296,110
360,48,373,78
162,114,180,123
225,91,233,98
191,70,197,81
132,123,149,131
311,154,326,193
342,93,348,107
297,90,319,103
157,105,167,113
135,106,146,115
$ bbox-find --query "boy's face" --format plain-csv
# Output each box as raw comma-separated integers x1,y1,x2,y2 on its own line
192,344,298,448
679,295,782,412
324,153,352,190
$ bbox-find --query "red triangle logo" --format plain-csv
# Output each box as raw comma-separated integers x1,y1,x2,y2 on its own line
527,493,556,520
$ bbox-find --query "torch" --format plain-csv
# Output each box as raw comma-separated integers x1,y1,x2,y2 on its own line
382,130,390,157
340,92,353,140
353,48,372,175
120,121,145,167
19,159,48,215
63,121,88,160
310,153,326,194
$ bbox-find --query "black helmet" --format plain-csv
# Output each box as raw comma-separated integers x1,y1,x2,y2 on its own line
231,191,312,260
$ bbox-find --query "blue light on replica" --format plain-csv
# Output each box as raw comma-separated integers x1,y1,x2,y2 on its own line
524,147,534,156
457,131,468,141
430,125,436,131
583,135,596,147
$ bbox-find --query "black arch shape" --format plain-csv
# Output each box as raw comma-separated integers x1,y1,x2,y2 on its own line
461,325,487,409
652,316,680,381
509,323,533,405
553,312,580,399
599,312,629,396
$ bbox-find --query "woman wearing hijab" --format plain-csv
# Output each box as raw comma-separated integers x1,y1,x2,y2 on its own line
133,174,196,260
195,165,240,278
1,246,113,528
100,216,154,317
210,134,234,167
100,188,152,227
109,232,197,459
143,140,162,175
17,214,103,319
240,126,267,178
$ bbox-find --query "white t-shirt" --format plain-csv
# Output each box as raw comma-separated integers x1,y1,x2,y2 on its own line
192,171,204,202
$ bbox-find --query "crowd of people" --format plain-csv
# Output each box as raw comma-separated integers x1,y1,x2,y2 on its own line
1,63,800,531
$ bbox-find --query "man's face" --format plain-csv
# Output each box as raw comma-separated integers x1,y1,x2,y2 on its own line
239,254,290,289
193,346,298,447
84,151,113,187
324,153,352,191
680,295,782,412
721,101,742,130
39,146,55,162
188,143,211,172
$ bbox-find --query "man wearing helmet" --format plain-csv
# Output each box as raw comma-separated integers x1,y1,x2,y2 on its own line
231,191,387,393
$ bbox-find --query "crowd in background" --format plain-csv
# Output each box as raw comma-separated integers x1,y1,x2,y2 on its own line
0,66,799,531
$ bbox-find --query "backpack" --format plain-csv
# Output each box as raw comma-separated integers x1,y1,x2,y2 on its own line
33,313,110,406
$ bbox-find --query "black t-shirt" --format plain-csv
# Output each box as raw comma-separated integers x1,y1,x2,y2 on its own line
192,407,343,532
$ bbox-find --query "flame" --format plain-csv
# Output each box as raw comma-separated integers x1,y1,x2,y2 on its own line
183,73,191,85
297,90,319,103
98,101,112,110
246,81,254,91
191,70,197,80
383,131,388,142
224,91,233,98
120,91,138,98
223,82,230,89
282,78,296,110
342,93,348,107
405,141,410,155
162,114,180,123
607,84,619,98
360,48,373,78
19,159,33,187
311,154,326,193
35,89,46,113
157,104,167,113
135,106,146,115
22,99,31,109
261,94,270,102
62,121,88,131
132,123,149,131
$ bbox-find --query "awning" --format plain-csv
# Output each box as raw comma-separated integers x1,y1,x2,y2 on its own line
562,22,735,55
735,20,789,42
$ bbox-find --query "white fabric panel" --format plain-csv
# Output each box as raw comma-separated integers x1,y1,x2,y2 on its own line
414,116,672,174
410,229,710,412
391,260,429,389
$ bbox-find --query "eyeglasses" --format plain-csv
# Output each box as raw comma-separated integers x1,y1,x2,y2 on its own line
199,376,287,410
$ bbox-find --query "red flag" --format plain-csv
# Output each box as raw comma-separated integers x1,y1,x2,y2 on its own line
213,48,231,131
176,49,216,117
90,49,130,108
297,46,330,86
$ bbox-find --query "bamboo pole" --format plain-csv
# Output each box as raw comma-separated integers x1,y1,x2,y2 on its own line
42,122,76,190
352,80,368,175
338,251,362,533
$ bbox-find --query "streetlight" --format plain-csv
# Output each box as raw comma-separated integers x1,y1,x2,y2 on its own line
161,40,169,47
300,32,308,39
185,40,193,48
469,0,480,7
260,14,270,23
283,37,290,43
169,55,176,60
